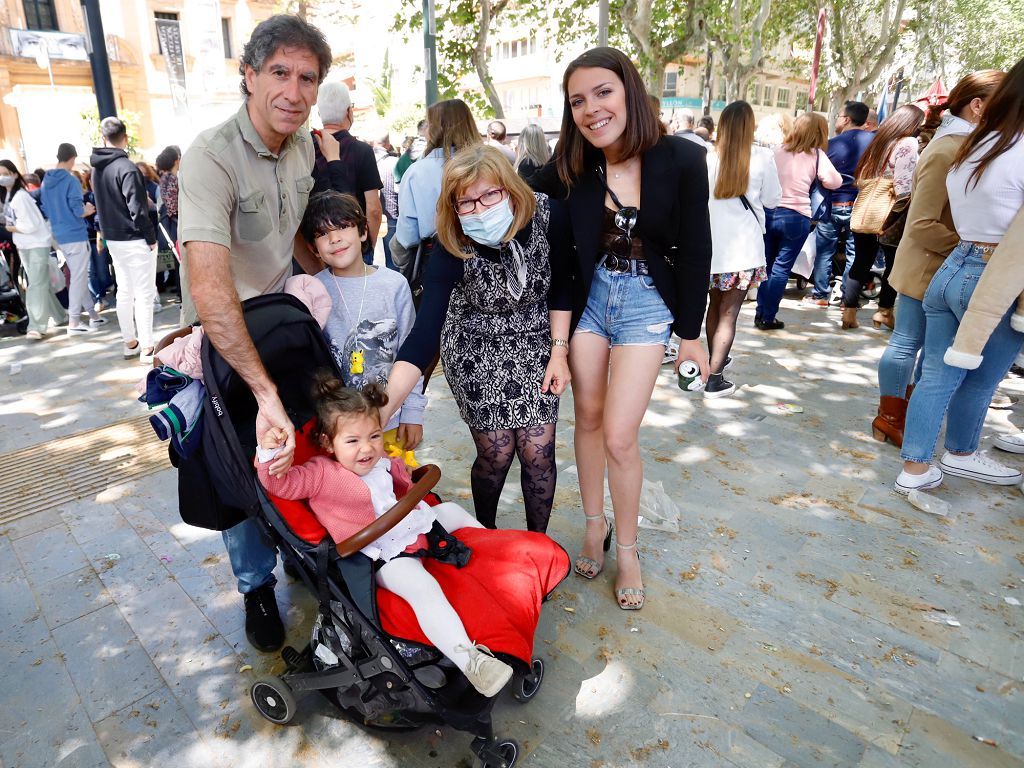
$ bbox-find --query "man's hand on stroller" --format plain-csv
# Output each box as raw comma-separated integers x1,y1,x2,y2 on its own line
256,392,295,477
397,423,423,450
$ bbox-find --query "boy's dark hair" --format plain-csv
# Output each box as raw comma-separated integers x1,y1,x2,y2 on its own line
311,371,388,447
100,117,127,144
843,100,869,127
300,191,367,244
57,143,77,163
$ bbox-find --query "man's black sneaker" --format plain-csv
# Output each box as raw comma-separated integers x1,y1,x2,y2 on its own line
703,372,736,399
244,584,285,653
754,318,785,330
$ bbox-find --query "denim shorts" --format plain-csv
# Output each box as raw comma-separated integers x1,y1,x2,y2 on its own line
575,263,674,346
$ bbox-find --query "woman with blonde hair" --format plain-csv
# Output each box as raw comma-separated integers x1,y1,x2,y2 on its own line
395,98,482,261
841,103,924,329
755,112,841,330
382,144,572,534
705,100,782,396
514,123,551,186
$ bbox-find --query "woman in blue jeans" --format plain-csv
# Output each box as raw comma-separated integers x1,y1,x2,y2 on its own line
755,113,840,329
897,59,1024,494
874,71,1003,447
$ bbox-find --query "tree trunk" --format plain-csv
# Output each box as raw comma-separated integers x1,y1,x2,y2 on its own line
469,0,504,118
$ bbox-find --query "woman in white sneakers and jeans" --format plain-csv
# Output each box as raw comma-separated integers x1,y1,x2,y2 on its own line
896,56,1024,494
705,100,781,397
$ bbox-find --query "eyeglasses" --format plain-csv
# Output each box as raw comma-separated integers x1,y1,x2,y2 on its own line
454,187,506,215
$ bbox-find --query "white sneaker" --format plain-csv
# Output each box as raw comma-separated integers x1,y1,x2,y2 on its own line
662,340,679,366
994,432,1024,454
458,644,512,697
123,342,141,359
25,329,43,341
939,451,1022,485
89,316,108,327
140,347,155,365
66,325,91,335
894,466,943,496
153,299,163,314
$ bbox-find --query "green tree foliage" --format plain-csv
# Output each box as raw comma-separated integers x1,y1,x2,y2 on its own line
79,108,142,158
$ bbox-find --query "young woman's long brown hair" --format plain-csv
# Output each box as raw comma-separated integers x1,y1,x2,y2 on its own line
555,47,660,188
854,104,924,182
953,55,1024,189
714,100,756,199
423,99,482,161
922,70,1004,132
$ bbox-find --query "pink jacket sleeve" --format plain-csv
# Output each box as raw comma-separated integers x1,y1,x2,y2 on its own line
256,455,327,501
817,150,843,190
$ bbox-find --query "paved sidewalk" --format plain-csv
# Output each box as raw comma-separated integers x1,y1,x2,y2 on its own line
0,295,1022,767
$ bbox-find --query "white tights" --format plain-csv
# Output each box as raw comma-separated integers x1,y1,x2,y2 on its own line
374,502,484,672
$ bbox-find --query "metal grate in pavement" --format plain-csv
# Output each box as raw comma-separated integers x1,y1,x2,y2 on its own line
0,414,171,526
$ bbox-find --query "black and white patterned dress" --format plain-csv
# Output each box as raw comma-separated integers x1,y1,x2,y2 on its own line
440,194,559,431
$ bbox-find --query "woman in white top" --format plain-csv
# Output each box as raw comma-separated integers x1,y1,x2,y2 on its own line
896,57,1024,495
705,101,782,397
0,161,65,339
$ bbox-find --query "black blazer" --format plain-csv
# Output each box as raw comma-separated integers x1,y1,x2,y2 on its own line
532,135,712,340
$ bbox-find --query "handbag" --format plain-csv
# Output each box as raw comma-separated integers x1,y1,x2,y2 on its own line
851,176,897,234
809,150,832,223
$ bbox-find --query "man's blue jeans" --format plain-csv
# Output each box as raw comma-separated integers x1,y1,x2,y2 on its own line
222,517,278,594
812,205,855,300
878,294,925,397
756,207,812,323
89,240,113,303
901,243,1024,463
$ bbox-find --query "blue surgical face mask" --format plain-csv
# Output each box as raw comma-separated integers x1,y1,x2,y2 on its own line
459,198,514,248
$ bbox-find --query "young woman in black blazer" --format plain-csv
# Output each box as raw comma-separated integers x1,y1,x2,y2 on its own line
533,47,712,610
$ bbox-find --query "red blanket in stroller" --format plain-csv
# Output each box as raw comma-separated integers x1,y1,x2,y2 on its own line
268,422,569,665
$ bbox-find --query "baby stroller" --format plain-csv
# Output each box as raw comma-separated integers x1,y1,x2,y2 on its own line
0,251,28,336
171,293,569,768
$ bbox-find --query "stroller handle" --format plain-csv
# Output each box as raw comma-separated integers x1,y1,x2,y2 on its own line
335,464,442,558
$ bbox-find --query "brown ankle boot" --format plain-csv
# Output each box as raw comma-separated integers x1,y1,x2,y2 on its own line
872,396,908,447
872,308,895,330
842,307,859,329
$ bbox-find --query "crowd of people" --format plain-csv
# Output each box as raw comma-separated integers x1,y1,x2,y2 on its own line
2,14,1022,668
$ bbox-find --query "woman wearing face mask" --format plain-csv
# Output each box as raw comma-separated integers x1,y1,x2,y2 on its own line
1,160,67,339
531,47,712,611
380,145,572,535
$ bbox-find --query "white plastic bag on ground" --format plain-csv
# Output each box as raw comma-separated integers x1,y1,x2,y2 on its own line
637,479,681,532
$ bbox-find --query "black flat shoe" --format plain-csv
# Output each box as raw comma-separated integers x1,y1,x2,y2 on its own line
244,584,285,652
754,318,785,331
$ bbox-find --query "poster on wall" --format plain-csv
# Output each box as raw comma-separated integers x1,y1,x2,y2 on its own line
155,19,188,116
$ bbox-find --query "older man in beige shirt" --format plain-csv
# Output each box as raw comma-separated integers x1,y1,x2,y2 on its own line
178,15,338,653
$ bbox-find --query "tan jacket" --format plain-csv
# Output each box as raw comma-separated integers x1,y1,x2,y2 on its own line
944,206,1024,369
888,135,964,301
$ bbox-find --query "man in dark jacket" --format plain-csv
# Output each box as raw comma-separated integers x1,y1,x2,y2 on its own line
90,117,159,361
41,142,102,333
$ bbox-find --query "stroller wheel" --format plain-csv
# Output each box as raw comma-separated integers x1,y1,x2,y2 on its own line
251,676,297,725
479,739,519,768
512,658,544,702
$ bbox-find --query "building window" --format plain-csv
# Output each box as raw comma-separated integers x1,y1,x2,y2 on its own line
663,71,677,98
530,36,536,55
762,85,774,107
749,82,761,105
795,91,808,110
717,78,727,102
776,88,791,109
24,0,59,31
155,12,179,55
502,42,509,58
222,18,233,59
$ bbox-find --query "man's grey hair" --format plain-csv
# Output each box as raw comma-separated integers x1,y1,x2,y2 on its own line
238,15,332,99
678,108,695,128
317,81,352,125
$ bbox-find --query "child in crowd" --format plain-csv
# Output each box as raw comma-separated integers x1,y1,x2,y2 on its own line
300,191,426,464
257,377,512,697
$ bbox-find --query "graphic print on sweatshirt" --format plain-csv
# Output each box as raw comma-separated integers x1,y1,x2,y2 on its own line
330,317,400,389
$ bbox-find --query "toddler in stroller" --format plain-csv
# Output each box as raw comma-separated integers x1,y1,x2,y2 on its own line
178,293,569,767
257,373,513,698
